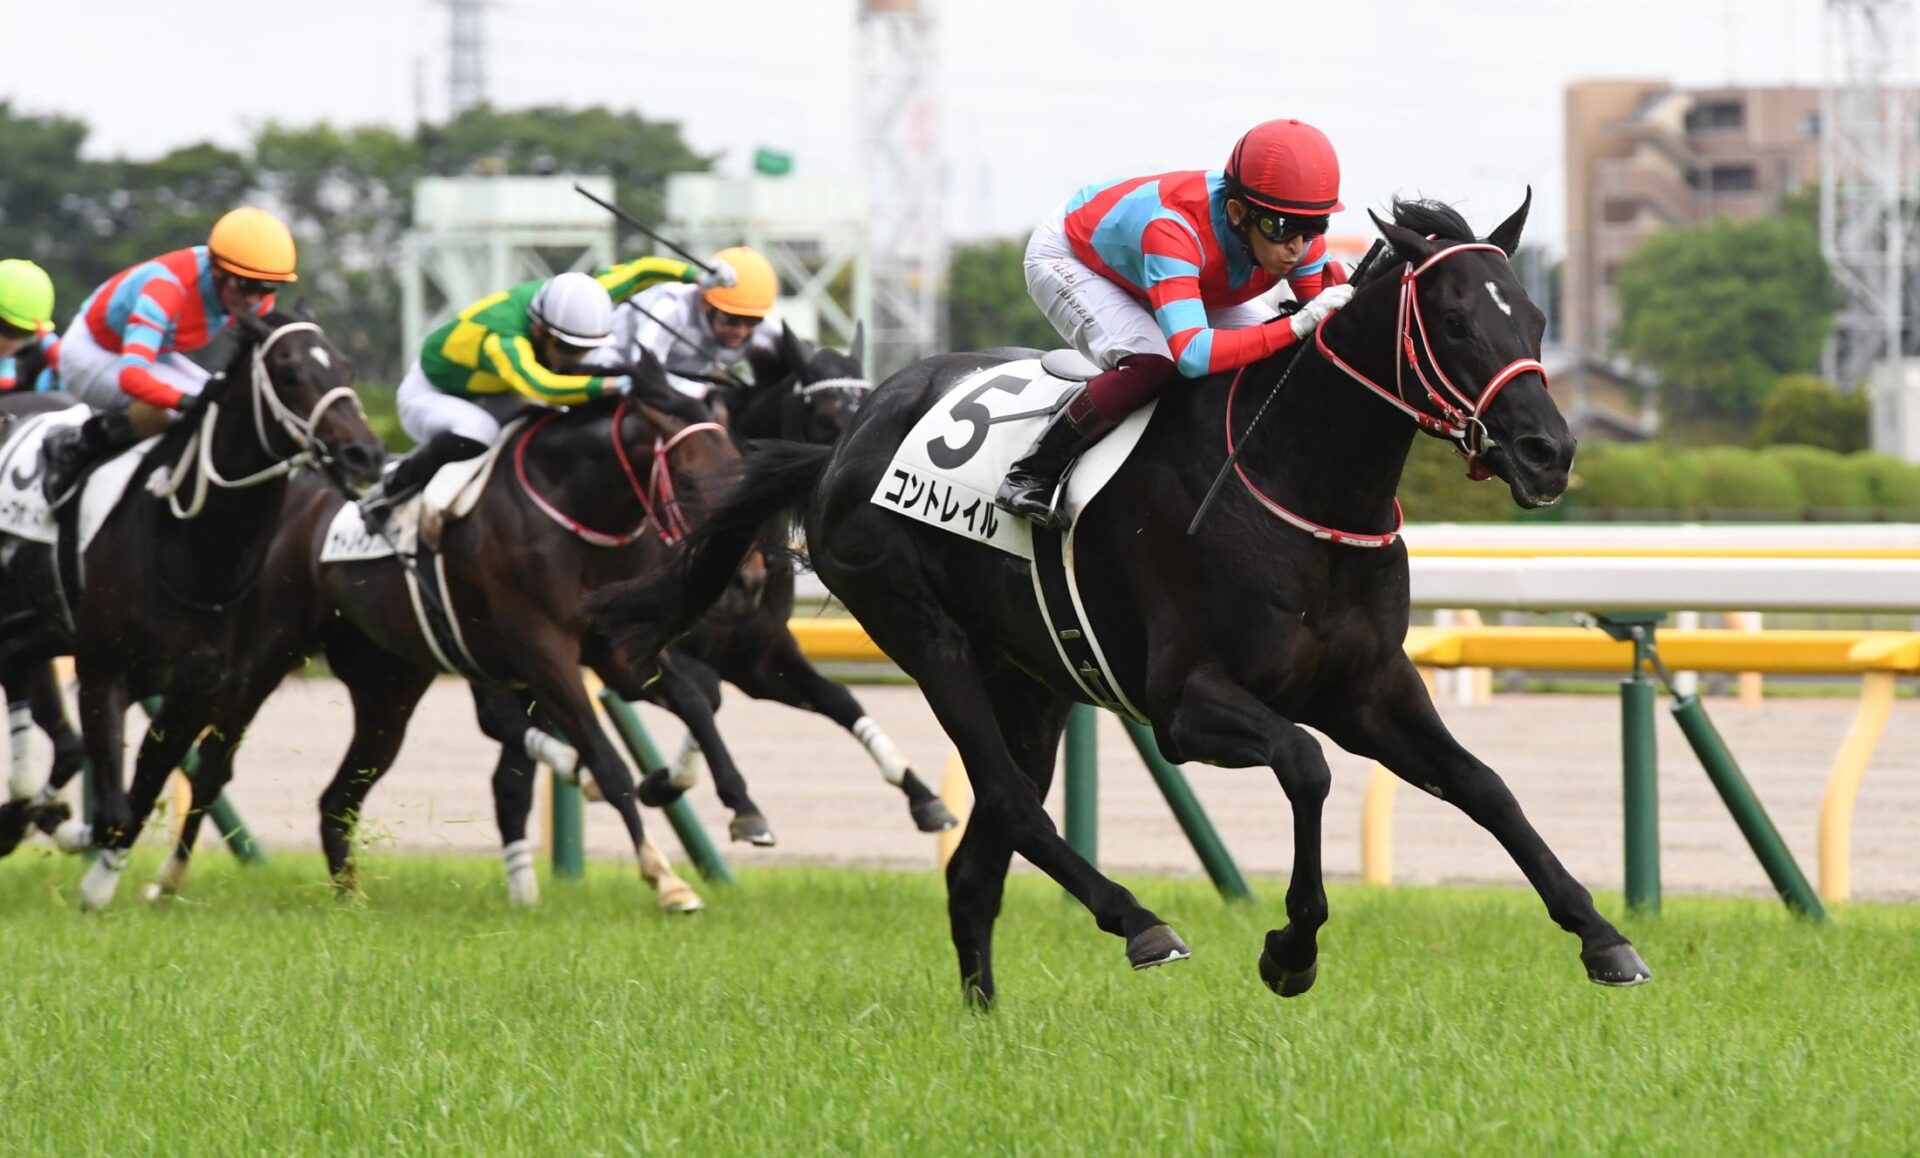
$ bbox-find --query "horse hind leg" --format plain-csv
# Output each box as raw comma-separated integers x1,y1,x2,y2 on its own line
639,653,774,846
320,628,436,896
845,581,1180,988
948,671,1070,1009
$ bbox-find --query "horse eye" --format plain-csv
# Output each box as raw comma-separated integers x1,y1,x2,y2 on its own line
1443,312,1468,339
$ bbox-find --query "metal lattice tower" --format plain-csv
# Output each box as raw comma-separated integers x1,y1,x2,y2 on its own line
1821,0,1915,396
858,0,947,377
444,0,489,116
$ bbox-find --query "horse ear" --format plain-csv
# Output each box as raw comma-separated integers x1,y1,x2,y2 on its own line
231,309,272,343
778,321,808,372
292,298,318,323
849,320,867,372
1370,210,1436,264
1487,186,1532,258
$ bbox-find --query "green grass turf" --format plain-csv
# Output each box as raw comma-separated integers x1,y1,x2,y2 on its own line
2,852,1917,1155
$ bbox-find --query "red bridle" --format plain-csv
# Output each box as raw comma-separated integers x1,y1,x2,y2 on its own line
513,398,725,547
1314,241,1549,465
1227,241,1549,549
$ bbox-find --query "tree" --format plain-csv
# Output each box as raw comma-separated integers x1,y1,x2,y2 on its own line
1613,212,1837,418
1753,373,1869,452
947,238,1057,352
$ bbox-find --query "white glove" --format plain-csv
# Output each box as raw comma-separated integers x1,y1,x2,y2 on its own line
1288,283,1355,341
696,259,737,290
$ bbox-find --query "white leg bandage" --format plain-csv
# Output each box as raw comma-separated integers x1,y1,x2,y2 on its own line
670,733,705,791
52,819,92,853
524,728,579,783
7,701,39,801
853,716,911,786
78,847,127,911
502,838,539,906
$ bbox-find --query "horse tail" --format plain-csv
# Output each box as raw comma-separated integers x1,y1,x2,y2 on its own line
586,439,833,663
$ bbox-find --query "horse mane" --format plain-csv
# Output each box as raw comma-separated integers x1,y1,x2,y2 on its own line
146,308,299,467
1389,197,1477,244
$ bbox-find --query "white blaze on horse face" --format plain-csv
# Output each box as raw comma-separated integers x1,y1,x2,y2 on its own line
1485,281,1513,317
310,347,332,369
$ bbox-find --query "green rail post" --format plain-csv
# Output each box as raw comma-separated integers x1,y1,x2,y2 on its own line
1670,695,1827,921
1620,674,1661,914
1064,704,1098,864
1595,614,1666,916
1121,720,1255,901
549,770,585,880
597,689,734,886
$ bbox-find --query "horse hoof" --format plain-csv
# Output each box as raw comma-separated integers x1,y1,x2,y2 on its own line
635,768,684,808
1582,942,1652,987
657,886,705,914
1258,950,1318,997
1126,924,1191,971
78,851,127,912
963,982,994,1012
911,798,959,833
728,814,776,846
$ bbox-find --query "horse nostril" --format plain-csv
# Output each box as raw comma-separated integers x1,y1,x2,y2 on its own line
1514,435,1564,472
339,442,383,477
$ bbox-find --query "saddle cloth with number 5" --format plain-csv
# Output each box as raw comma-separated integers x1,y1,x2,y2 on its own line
869,352,1156,561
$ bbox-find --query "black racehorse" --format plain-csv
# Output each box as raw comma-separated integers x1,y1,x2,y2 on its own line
589,194,1652,1006
0,311,385,908
150,385,737,914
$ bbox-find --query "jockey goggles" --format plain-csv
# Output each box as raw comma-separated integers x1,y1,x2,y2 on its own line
1251,211,1329,245
712,309,763,329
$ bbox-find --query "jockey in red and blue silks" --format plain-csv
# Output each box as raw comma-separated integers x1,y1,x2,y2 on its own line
43,208,298,501
998,118,1356,529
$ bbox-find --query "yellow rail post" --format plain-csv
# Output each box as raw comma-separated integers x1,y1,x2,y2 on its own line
935,751,970,870
1819,670,1897,904
1360,765,1397,884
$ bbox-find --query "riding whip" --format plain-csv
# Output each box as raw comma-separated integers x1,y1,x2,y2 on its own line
622,302,752,392
1185,239,1387,537
573,184,717,275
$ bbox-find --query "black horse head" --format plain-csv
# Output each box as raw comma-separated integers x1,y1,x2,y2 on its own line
213,309,387,494
1344,190,1569,508
735,321,870,445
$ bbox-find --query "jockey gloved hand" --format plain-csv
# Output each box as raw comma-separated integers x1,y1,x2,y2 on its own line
1287,283,1355,341
696,260,738,291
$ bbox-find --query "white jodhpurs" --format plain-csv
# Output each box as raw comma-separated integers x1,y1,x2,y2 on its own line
395,362,521,445
57,318,210,412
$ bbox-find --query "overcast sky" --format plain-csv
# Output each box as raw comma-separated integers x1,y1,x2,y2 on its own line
7,0,1860,254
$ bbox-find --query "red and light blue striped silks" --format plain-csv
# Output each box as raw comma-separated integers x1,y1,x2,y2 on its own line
78,246,272,408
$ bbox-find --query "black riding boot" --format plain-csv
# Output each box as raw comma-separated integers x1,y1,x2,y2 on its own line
359,431,488,534
42,409,139,505
994,387,1118,530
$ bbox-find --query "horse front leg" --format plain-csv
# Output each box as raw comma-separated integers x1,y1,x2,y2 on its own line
1155,665,1332,997
1318,657,1650,987
644,652,772,846
522,637,702,914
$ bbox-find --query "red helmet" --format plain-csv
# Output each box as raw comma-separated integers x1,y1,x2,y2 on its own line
1225,119,1344,215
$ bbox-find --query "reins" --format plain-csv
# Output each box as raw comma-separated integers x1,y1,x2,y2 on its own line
513,397,724,547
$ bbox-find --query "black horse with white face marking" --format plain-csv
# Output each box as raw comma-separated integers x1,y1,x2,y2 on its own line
589,195,1648,1006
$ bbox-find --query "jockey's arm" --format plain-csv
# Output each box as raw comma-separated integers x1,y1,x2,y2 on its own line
114,278,190,409
1140,220,1303,379
480,332,622,406
593,256,699,305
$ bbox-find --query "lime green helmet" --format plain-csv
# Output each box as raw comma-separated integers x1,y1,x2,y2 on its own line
0,259,55,333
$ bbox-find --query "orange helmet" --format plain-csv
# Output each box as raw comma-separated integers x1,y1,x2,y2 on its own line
208,207,299,284
1225,119,1344,216
702,247,777,318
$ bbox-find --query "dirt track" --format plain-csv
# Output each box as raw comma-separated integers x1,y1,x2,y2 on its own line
83,679,1920,900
